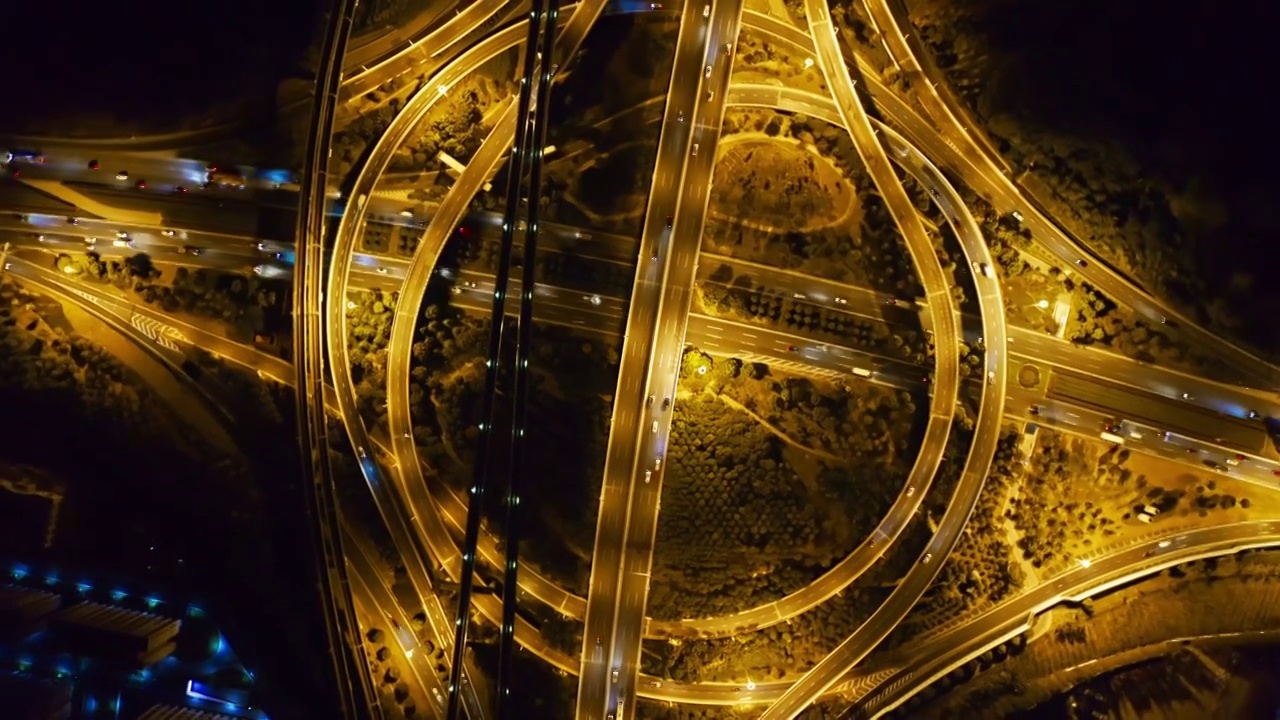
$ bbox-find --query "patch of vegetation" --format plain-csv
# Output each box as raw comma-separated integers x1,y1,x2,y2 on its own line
711,139,853,232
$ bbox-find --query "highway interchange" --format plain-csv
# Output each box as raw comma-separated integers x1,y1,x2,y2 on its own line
5,0,1280,717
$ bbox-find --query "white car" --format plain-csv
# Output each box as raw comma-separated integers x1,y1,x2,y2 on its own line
115,230,128,239
975,262,994,278
645,470,652,483
652,420,659,433
654,455,662,470
922,553,933,564
706,89,714,101
906,486,915,497
612,667,620,683
792,292,806,300
703,3,710,16
115,171,129,180
111,239,131,248
161,229,176,237
834,297,847,304
987,371,996,384
692,143,699,156
1010,210,1024,222
704,64,713,78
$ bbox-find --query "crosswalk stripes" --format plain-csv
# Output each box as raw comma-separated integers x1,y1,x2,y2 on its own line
130,314,187,352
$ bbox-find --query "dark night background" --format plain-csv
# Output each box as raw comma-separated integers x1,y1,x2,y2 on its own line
2,0,323,133
974,0,1280,351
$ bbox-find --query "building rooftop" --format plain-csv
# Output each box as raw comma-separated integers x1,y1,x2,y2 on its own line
51,602,178,640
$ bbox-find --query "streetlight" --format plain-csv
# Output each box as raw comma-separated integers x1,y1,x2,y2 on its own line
1036,299,1049,309
1079,558,1091,569
438,84,449,96
803,58,815,69
746,680,756,691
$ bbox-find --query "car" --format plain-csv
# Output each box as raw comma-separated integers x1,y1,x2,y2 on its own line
1076,258,1088,267
87,160,99,170
175,185,188,193
399,209,414,217
1029,404,1041,415
987,370,996,384
611,668,620,683
115,230,128,239
646,395,654,406
1010,210,1024,222
786,345,798,352
161,229,176,237
662,396,670,410
906,486,915,497
111,239,132,248
676,111,684,122
793,292,806,300
36,235,46,242
1273,469,1280,477
84,237,98,246
66,217,79,225
723,42,733,55
922,553,933,564
665,215,673,228
704,64,713,78
645,470,651,483
703,3,710,16
1137,512,1153,523
135,179,147,189
652,420,659,433
652,680,663,688
1248,410,1260,419
975,261,994,278
255,242,267,251
6,149,44,163
834,297,847,304
654,455,662,470
1181,392,1194,400
180,245,203,256
389,617,400,629
1225,456,1241,467
376,267,388,274
116,171,129,180
706,89,714,101
692,143,699,156
357,446,367,459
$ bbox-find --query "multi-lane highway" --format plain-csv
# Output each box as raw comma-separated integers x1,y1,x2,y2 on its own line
599,0,750,715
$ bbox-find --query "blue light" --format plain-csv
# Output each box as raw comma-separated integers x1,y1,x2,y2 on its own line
11,564,28,580
76,581,92,595
44,572,59,586
187,604,206,618
145,596,161,610
111,589,127,602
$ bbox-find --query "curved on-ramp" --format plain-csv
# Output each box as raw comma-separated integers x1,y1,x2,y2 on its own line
754,0,969,715
849,521,1280,718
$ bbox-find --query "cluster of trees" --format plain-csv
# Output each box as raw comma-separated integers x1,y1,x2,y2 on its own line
711,360,921,464
406,300,490,481
1007,432,1140,570
710,141,845,231
643,587,883,682
722,108,871,195
363,626,439,718
1070,282,1203,370
650,396,837,620
391,83,499,173
895,429,1027,640
698,269,930,364
731,29,828,90
345,289,398,418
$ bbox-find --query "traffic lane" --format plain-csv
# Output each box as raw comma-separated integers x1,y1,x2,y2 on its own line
1009,330,1280,421
1016,399,1280,487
